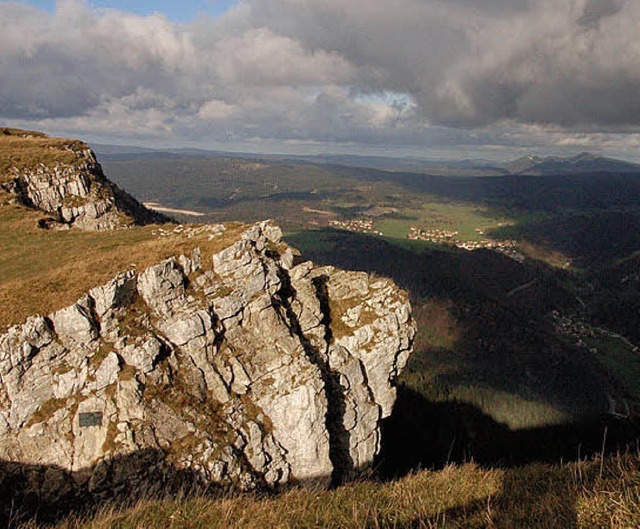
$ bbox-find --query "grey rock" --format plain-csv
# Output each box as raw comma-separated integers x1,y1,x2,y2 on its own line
0,221,415,505
119,335,162,374
94,352,121,390
89,271,137,319
50,297,97,345
161,312,206,346
137,258,187,316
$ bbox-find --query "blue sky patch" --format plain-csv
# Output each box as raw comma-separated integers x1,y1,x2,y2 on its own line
18,0,236,22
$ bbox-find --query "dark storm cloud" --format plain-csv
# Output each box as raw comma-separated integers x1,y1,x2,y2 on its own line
244,0,640,128
578,0,624,28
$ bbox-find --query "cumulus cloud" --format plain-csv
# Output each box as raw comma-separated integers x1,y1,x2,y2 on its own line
0,0,196,119
1,0,639,156
198,99,237,120
210,27,353,86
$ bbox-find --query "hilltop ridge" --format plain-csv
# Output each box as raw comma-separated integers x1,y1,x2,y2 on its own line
504,151,640,175
0,128,167,230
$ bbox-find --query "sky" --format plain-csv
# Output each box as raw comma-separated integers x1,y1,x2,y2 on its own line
1,0,640,161
20,0,237,22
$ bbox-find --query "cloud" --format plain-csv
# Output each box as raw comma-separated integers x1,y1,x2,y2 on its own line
1,0,639,157
210,27,353,86
244,0,640,129
0,0,195,119
198,99,236,120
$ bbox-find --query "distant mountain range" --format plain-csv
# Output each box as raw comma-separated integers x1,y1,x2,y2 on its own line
92,144,640,176
503,152,640,176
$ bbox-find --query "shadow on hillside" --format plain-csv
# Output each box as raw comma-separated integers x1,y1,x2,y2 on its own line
0,447,338,527
376,385,640,479
286,228,573,312
491,210,640,269
377,387,639,527
339,166,640,214
286,229,625,419
0,448,225,527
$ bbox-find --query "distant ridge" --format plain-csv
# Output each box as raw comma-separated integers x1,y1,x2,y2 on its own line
93,143,640,177
504,152,640,176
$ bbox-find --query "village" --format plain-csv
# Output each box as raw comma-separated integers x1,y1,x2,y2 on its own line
408,226,525,262
329,218,384,236
327,219,526,261
408,226,458,241
551,310,639,354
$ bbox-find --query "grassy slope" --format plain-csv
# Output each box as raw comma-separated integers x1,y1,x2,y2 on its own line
0,128,87,178
0,201,244,331
35,452,640,529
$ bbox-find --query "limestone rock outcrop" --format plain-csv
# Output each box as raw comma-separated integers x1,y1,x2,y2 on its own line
0,221,415,505
0,129,166,230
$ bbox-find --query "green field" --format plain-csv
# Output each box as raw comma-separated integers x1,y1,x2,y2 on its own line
377,202,514,242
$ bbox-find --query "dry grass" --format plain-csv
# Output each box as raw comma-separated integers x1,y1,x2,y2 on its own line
29,451,640,529
328,295,379,340
25,397,68,427
0,201,245,331
1,127,48,138
0,129,87,178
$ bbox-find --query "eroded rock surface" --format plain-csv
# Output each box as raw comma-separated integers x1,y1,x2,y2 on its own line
0,139,166,230
0,221,415,505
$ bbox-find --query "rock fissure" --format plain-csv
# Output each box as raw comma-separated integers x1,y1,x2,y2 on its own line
277,269,354,485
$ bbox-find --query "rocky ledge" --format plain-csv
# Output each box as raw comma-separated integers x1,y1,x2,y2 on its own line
0,221,415,510
0,130,166,230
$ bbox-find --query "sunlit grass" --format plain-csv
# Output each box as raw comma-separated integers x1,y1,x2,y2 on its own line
0,202,244,331
517,240,574,270
0,130,86,177
446,386,571,429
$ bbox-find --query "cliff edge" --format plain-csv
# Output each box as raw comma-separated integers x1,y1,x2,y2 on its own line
0,220,415,508
0,129,415,516
0,128,167,229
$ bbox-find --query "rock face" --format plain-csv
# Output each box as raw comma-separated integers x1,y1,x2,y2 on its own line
0,221,415,507
0,131,166,230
